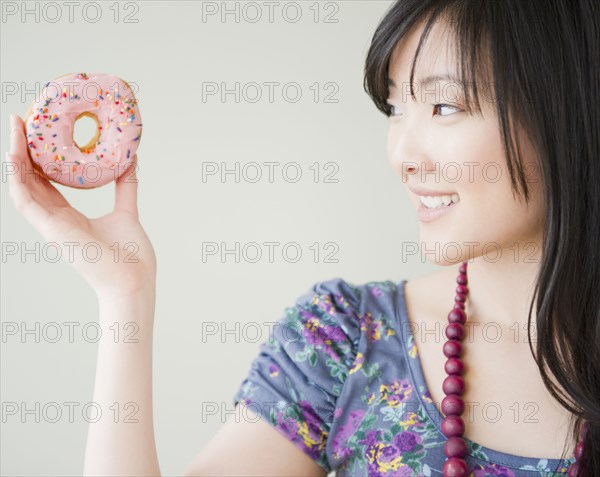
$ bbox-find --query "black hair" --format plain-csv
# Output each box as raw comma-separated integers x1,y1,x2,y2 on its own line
364,0,599,474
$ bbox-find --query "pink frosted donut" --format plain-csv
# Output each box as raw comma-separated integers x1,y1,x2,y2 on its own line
24,72,142,189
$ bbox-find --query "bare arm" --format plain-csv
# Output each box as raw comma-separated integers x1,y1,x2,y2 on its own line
7,113,330,477
83,287,160,476
182,403,327,477
85,287,327,477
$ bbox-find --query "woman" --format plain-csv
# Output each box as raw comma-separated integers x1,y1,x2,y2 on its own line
6,0,599,475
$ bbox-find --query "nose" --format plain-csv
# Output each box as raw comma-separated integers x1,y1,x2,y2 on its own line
387,115,436,181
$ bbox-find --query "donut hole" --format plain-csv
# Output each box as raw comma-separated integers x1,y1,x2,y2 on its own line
73,112,101,153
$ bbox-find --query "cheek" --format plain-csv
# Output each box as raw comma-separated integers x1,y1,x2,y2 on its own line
420,123,545,258
452,140,545,247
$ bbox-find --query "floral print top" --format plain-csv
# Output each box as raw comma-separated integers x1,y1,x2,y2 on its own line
232,277,576,476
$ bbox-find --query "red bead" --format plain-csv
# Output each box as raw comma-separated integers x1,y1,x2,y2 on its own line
442,415,465,437
455,293,466,303
459,263,467,274
443,375,465,395
456,275,467,285
575,441,584,460
443,457,468,477
456,284,468,295
444,357,464,375
454,301,465,310
445,323,464,340
443,340,462,358
568,462,579,477
441,394,464,415
444,436,468,458
448,308,466,324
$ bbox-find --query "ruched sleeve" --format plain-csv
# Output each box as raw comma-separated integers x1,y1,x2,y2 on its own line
232,277,363,473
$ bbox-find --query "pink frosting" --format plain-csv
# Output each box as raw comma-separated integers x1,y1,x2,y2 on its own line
25,72,142,189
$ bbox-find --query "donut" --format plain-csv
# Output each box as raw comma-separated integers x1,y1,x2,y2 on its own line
24,72,142,189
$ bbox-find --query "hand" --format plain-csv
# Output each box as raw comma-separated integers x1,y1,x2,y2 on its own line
5,114,157,297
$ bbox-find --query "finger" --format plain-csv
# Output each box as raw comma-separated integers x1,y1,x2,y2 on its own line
114,153,139,218
5,153,52,238
9,114,46,188
9,114,28,157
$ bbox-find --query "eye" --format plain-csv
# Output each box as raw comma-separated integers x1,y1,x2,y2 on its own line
432,103,462,117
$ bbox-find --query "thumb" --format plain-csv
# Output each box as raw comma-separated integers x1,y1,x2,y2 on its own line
114,154,139,217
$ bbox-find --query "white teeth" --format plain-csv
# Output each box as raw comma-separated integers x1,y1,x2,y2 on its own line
419,194,460,209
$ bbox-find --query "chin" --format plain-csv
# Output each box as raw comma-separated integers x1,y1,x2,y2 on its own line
417,232,471,267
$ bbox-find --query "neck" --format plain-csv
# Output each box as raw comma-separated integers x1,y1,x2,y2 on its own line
463,245,542,330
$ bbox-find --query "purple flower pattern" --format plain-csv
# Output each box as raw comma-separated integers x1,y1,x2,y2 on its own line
234,278,577,476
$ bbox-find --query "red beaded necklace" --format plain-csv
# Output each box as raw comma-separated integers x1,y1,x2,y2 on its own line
440,260,588,477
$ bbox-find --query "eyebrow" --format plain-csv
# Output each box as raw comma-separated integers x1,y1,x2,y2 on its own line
387,74,461,88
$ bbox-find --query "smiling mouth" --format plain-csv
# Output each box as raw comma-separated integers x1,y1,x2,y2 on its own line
418,194,460,209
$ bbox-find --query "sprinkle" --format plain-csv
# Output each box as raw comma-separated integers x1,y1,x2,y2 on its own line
52,147,56,152
77,73,89,80
116,127,122,133
77,176,84,184
52,116,59,122
127,149,130,159
133,136,140,141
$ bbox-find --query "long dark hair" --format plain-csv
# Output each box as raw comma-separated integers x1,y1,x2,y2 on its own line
364,0,599,474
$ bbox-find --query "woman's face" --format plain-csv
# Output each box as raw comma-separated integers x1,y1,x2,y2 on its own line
387,19,545,266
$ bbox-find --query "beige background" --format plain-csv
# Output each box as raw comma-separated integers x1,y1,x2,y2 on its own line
1,1,436,475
